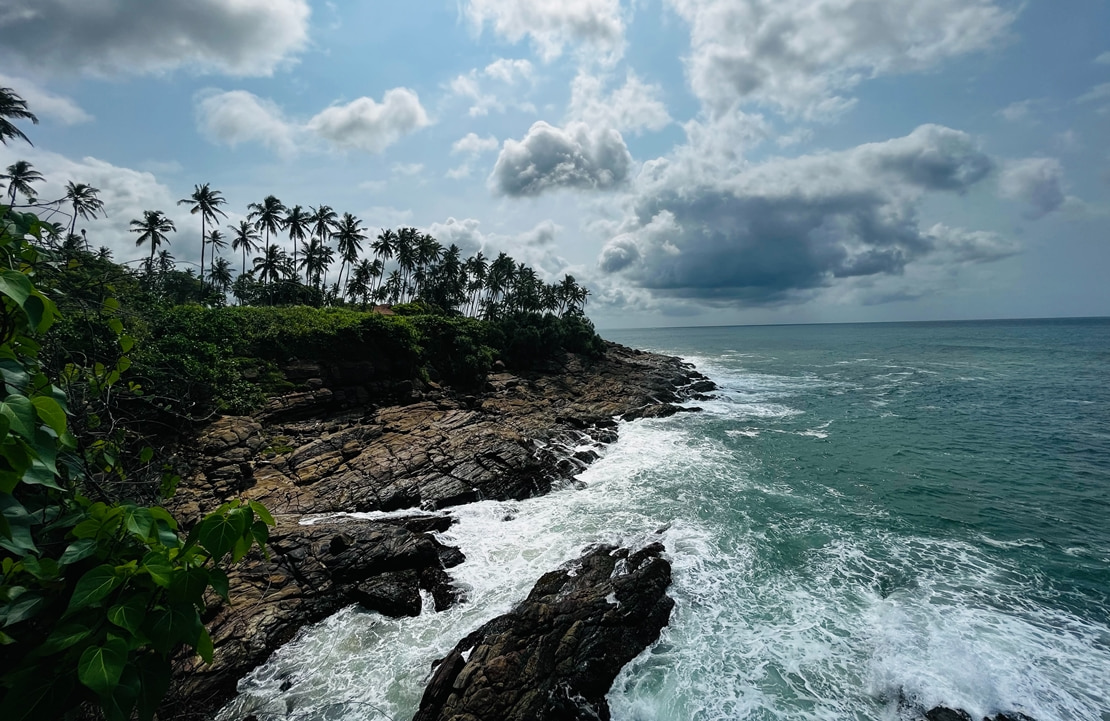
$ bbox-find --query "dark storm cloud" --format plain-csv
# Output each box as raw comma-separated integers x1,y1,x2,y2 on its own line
600,124,1005,305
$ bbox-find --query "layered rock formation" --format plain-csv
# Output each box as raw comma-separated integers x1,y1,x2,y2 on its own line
161,343,712,718
413,542,674,721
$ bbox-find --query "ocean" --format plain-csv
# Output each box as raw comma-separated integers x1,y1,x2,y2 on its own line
220,318,1110,721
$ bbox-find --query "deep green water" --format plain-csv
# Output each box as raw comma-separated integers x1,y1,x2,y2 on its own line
222,318,1110,721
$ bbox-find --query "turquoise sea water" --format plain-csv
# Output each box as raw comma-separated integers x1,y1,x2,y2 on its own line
223,318,1110,721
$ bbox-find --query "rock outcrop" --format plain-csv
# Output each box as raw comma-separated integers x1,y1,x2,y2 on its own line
171,344,714,522
162,343,712,718
413,542,674,721
161,514,463,719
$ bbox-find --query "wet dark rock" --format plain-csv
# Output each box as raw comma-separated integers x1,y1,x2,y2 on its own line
413,543,674,721
920,707,1037,721
621,402,703,421
160,517,462,719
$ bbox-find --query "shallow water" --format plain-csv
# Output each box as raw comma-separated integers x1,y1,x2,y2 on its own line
221,318,1110,721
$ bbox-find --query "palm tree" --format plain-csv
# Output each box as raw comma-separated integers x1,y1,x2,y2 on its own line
347,259,374,308
464,251,488,316
155,248,176,275
178,183,227,283
63,182,105,245
209,256,234,296
299,237,334,291
0,87,38,146
130,210,176,268
247,195,286,276
309,205,338,264
394,227,419,302
2,160,44,206
284,204,311,278
334,212,366,292
253,245,291,302
207,228,228,279
229,220,261,276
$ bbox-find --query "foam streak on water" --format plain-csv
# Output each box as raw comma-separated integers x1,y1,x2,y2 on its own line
222,320,1110,721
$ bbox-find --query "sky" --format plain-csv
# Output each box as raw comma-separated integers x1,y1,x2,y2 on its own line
0,0,1107,329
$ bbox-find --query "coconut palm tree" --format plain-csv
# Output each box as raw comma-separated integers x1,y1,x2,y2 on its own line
2,160,44,206
299,237,334,292
284,204,311,278
63,182,105,246
334,212,366,292
394,227,419,302
130,210,176,268
247,195,286,275
178,183,227,283
209,256,234,297
253,245,291,301
310,204,338,251
207,228,228,279
0,87,37,146
347,258,375,309
229,220,261,276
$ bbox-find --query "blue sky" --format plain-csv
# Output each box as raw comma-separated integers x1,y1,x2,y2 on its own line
1,0,1107,328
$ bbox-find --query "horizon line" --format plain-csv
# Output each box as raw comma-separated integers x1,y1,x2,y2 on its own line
599,313,1110,333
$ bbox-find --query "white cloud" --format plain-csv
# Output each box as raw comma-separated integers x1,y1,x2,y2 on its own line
1078,83,1110,103
308,88,430,153
1077,83,1110,114
446,165,473,180
0,74,91,125
0,0,310,78
391,162,424,176
484,58,534,84
490,120,633,197
1095,52,1110,65
0,144,195,264
196,87,430,155
997,98,1044,123
195,90,297,154
448,61,537,117
598,124,1002,305
997,157,1067,219
424,217,569,273
669,0,1016,118
452,133,500,156
568,72,671,134
464,0,624,62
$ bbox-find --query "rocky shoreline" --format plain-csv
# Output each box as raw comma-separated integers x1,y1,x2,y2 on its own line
161,342,713,719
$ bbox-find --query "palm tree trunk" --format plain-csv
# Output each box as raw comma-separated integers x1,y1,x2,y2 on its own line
199,215,206,284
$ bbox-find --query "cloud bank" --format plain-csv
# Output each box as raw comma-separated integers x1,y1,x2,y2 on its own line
0,0,310,77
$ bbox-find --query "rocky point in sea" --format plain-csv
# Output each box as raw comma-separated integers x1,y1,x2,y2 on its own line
159,342,714,719
413,542,674,721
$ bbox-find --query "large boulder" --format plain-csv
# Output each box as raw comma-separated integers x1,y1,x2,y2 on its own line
413,542,674,721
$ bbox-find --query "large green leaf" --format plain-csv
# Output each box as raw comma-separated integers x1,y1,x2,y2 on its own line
78,636,128,695
108,594,148,634
67,564,122,613
59,538,99,565
31,395,66,435
0,269,33,308
1,394,37,440
196,512,247,560
140,551,174,587
37,622,95,655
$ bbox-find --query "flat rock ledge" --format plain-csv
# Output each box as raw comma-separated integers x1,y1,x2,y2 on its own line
413,542,674,721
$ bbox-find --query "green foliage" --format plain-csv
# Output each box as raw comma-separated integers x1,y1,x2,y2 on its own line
0,210,273,721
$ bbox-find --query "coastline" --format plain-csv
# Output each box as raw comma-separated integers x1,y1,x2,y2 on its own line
161,341,715,719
